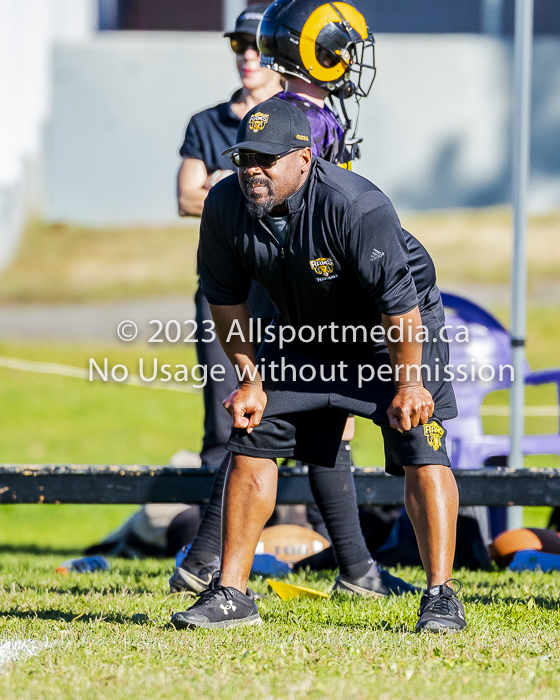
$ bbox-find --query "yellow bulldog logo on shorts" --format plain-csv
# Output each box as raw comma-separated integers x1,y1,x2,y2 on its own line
248,112,269,132
424,422,445,451
309,257,334,277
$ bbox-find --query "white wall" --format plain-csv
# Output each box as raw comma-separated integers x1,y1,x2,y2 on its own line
0,0,97,270
45,32,238,225
356,35,511,210
43,32,560,225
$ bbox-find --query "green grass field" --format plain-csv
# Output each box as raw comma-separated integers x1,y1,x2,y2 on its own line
0,327,558,698
1,554,560,699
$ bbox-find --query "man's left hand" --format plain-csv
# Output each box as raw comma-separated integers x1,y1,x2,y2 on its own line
387,386,434,433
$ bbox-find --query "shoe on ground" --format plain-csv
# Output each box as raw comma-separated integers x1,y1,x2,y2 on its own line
169,554,220,595
416,579,467,633
333,560,421,597
170,572,262,630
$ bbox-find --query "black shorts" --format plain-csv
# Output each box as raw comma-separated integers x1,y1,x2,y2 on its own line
227,327,458,476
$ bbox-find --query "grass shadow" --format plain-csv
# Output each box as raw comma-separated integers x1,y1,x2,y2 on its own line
260,611,415,635
52,585,158,596
328,620,415,634
0,608,156,625
463,593,559,610
0,544,83,556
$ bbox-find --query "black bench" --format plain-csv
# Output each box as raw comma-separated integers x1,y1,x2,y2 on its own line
2,465,560,507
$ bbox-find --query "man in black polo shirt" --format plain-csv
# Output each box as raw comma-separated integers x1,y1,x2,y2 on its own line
170,98,467,633
172,3,417,605
177,4,281,218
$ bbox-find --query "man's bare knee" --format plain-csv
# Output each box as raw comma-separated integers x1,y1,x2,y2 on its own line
230,453,275,472
403,464,452,478
228,454,277,493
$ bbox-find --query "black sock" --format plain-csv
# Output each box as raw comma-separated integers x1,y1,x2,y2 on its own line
184,453,229,568
308,441,372,580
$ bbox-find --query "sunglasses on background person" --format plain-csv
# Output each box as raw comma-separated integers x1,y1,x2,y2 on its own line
229,149,300,168
230,36,259,55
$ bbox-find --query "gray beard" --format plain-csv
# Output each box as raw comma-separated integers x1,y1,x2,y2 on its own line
242,176,278,219
245,197,276,219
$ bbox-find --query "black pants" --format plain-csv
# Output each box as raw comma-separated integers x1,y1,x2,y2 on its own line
195,285,237,469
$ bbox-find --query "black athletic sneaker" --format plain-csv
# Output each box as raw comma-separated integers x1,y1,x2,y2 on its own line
333,560,421,597
416,579,467,633
170,573,262,630
169,553,220,595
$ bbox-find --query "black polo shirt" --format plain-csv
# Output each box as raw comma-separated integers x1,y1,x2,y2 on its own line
179,90,242,173
198,158,445,355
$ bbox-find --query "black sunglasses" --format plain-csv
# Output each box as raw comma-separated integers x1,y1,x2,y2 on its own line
229,149,297,168
230,37,258,55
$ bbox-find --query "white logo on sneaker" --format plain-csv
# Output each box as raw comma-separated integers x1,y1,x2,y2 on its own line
220,603,237,615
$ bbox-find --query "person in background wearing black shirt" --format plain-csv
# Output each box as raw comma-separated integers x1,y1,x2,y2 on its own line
177,5,281,472
178,6,282,218
170,99,467,634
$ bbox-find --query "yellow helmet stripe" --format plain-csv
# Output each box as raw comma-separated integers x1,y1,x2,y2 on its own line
299,2,367,83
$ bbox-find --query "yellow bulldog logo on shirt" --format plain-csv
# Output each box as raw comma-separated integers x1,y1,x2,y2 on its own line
248,112,269,132
309,257,334,277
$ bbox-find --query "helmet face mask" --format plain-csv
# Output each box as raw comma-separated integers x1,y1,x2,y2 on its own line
344,36,376,98
258,0,375,98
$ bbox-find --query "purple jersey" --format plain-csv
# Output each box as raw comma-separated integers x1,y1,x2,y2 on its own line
277,91,349,164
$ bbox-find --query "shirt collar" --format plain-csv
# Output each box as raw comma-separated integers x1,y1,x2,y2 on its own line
223,88,243,122
284,158,316,214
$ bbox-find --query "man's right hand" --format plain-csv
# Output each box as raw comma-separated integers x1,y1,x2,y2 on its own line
222,383,267,434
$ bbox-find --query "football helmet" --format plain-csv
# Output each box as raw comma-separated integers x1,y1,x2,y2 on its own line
257,0,375,98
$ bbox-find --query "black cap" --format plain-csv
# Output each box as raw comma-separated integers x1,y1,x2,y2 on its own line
222,97,311,156
223,3,269,38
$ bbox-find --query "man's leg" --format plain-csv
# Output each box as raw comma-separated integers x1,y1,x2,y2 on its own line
306,419,371,580
308,446,370,579
172,453,277,593
309,446,419,596
195,286,237,470
169,454,229,593
220,454,278,591
403,464,458,586
404,463,466,632
170,453,277,630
